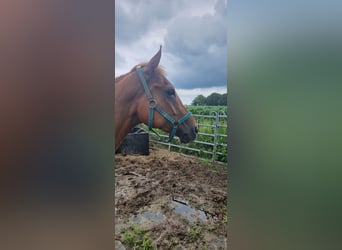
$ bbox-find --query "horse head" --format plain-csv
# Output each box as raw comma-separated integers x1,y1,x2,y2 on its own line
135,46,198,143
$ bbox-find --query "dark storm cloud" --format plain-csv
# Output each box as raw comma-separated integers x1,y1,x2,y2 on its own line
164,0,227,89
115,0,181,43
115,0,227,90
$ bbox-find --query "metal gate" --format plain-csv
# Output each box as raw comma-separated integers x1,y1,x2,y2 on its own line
148,111,228,163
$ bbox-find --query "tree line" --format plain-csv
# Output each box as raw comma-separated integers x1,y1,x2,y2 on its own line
191,92,227,106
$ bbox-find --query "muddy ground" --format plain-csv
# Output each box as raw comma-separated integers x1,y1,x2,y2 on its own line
115,148,228,249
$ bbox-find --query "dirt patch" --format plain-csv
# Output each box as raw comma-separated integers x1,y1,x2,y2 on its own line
115,148,228,249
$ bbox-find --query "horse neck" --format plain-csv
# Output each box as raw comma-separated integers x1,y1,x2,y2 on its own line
114,74,143,150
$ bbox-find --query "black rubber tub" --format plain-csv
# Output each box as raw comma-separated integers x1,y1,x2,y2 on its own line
116,127,149,155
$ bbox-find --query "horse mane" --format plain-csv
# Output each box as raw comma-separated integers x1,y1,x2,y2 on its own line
115,63,167,83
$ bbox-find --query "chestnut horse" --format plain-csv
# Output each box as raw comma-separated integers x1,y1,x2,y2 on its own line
115,46,198,150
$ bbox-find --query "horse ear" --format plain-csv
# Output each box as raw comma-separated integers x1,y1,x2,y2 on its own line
143,45,162,77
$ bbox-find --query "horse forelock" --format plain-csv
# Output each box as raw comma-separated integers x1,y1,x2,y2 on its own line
132,63,167,77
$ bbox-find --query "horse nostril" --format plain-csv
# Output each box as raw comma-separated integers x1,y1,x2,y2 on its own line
194,126,198,134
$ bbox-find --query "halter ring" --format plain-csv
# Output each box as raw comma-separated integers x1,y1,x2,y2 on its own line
148,99,157,108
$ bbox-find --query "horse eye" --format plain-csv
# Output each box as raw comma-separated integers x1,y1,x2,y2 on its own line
166,88,175,97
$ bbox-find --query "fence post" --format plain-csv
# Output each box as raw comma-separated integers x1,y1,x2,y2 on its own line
211,111,219,162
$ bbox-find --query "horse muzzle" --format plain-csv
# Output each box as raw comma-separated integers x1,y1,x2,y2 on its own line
177,124,198,143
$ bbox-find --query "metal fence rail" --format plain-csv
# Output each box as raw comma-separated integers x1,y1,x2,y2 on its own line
149,111,228,164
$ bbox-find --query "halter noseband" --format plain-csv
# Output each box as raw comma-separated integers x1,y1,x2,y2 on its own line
136,66,192,142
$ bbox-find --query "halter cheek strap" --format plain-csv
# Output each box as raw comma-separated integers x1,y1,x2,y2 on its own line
136,66,192,142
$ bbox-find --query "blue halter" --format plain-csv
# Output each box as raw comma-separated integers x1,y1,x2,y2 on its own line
136,66,192,142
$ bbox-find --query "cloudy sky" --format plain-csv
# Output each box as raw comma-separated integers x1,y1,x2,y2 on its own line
115,0,227,104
